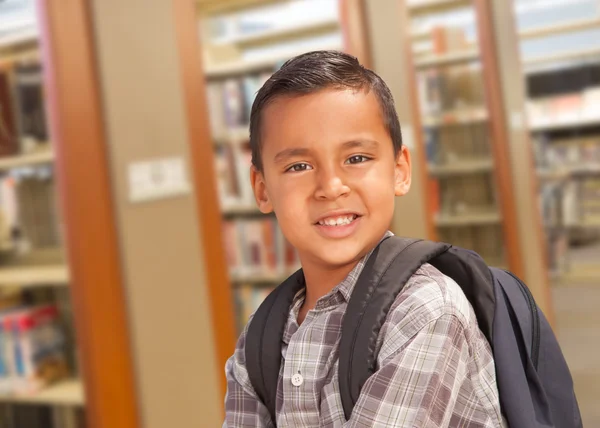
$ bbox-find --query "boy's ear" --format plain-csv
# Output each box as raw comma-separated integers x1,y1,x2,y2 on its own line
250,166,274,213
394,145,412,196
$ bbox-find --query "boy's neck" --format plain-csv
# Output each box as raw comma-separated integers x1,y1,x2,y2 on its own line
297,257,360,324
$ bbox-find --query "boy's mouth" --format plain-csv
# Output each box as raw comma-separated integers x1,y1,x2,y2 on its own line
314,212,362,239
315,213,360,227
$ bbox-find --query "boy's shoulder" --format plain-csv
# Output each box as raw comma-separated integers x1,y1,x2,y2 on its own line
375,262,482,359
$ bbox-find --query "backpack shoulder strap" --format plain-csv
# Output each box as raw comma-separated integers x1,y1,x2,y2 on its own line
245,269,304,425
338,236,450,420
427,246,495,343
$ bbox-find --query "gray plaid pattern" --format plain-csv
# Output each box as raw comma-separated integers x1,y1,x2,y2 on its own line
224,234,505,427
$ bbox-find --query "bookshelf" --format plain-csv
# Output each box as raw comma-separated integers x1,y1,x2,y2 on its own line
514,0,600,286
0,149,54,171
0,264,69,287
408,0,471,15
1,0,145,426
400,0,522,273
428,158,493,175
0,379,84,407
414,48,479,68
0,3,92,427
388,0,554,317
196,0,370,336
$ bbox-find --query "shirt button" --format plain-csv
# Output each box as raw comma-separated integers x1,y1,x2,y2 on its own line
291,372,304,387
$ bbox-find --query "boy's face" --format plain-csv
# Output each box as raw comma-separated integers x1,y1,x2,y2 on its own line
251,88,411,271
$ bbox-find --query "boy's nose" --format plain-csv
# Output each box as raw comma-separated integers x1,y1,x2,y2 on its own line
314,174,351,200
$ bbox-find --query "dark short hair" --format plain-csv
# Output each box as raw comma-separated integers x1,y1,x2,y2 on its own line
249,50,402,171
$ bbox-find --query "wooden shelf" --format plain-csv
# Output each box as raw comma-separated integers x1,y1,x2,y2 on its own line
568,164,600,176
0,264,69,288
523,47,600,70
422,106,487,127
212,18,339,46
413,17,600,41
408,0,471,15
205,43,342,78
0,149,54,171
415,49,479,68
0,379,84,406
197,0,282,15
230,270,298,284
529,115,600,132
0,27,38,51
520,17,600,40
568,220,600,229
222,204,263,216
214,127,249,145
428,158,493,176
537,168,571,181
435,211,502,226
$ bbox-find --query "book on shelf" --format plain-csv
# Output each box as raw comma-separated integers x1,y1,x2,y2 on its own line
431,25,469,54
215,142,256,210
0,168,62,254
438,175,497,216
424,122,491,165
580,177,600,225
526,91,590,128
526,62,600,99
416,24,483,116
545,229,568,277
418,63,485,116
0,71,19,158
533,133,600,169
0,300,71,398
233,284,275,333
223,217,300,280
12,62,49,153
206,71,271,140
437,224,505,267
526,60,600,128
0,404,86,428
0,61,52,159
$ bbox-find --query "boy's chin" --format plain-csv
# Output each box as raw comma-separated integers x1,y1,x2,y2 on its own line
309,241,368,269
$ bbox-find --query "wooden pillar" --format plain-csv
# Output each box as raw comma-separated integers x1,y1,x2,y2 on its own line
36,1,141,426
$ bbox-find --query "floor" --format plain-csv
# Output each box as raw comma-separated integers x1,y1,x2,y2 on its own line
553,284,600,426
552,239,600,426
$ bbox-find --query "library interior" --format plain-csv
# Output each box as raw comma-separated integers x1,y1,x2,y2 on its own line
1,0,600,426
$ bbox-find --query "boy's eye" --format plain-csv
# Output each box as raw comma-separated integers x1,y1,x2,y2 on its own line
346,155,371,164
286,163,312,172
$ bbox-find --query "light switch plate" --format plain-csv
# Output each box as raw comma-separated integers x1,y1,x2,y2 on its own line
128,157,192,203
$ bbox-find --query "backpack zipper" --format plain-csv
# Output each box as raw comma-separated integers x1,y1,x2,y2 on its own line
504,270,541,370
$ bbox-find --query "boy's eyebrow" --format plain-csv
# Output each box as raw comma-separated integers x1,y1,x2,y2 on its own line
341,139,379,151
273,147,311,164
273,140,380,164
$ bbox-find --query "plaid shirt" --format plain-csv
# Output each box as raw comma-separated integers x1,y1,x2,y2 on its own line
224,234,505,427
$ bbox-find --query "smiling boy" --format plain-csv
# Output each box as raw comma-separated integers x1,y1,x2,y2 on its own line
223,50,504,427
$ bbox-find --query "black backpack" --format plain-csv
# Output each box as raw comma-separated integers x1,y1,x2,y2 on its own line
245,236,583,427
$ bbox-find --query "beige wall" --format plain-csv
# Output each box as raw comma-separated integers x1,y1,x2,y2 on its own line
364,0,430,239
88,1,223,426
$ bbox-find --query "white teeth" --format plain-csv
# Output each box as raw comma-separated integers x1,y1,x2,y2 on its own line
318,215,357,226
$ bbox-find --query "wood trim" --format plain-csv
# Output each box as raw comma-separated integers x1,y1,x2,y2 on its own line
339,0,372,68
399,1,439,241
473,0,525,279
36,1,140,427
485,0,554,324
172,0,237,400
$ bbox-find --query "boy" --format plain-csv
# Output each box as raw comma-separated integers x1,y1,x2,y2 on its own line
223,50,504,427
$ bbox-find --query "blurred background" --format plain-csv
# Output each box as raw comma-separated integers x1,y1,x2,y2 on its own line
0,0,599,426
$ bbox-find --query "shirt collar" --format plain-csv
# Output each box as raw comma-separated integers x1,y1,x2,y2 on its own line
330,230,394,303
